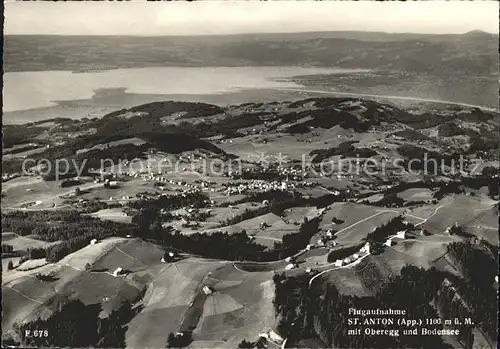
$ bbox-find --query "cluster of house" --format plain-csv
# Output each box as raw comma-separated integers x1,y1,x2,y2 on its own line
333,242,372,268
316,230,337,247
226,166,309,181
383,229,407,247
223,180,298,196
284,256,298,270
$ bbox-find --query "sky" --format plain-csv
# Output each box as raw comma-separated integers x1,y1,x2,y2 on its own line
4,1,499,36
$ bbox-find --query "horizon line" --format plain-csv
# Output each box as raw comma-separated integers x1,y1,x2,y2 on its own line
5,29,499,37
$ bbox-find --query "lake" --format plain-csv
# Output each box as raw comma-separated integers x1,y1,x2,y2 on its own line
3,66,366,123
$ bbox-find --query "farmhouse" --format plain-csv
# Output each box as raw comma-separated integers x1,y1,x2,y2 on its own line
203,286,214,295
396,230,406,239
384,239,393,247
162,250,177,262
334,259,343,267
113,267,124,277
360,242,371,254
90,239,98,245
285,263,296,270
270,330,284,342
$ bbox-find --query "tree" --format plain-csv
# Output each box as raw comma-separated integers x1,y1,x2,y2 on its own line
167,333,176,348
238,339,255,348
7,260,14,270
487,180,499,198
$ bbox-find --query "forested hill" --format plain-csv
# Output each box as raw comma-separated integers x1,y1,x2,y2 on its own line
4,31,498,75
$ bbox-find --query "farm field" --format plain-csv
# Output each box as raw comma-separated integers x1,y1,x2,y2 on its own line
318,202,402,245
2,70,498,348
421,195,497,239
1,232,60,251
397,188,434,202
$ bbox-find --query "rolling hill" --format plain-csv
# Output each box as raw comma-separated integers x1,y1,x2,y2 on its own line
4,31,498,76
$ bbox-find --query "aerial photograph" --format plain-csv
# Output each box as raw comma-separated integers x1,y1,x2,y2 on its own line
1,1,498,349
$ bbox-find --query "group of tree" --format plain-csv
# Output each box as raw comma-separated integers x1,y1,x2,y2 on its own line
139,228,280,262
276,108,372,134
2,211,139,262
166,332,193,348
1,244,15,254
60,178,83,188
447,241,498,340
15,297,142,348
367,192,406,208
326,243,364,263
309,141,378,163
398,144,461,175
365,216,412,247
128,192,208,212
238,339,256,348
272,265,477,349
281,217,320,253
433,182,466,200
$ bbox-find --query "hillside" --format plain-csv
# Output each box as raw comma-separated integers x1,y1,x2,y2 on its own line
2,95,498,349
4,32,498,76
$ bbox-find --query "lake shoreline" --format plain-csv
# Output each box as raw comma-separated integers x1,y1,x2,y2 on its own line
4,66,363,113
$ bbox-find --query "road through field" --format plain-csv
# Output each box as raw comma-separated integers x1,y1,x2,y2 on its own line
2,182,103,211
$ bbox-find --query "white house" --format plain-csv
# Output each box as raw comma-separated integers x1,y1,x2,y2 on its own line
343,257,352,264
285,263,295,270
285,257,292,263
396,230,406,239
352,253,360,260
317,239,325,246
326,230,333,238
113,267,123,277
306,244,313,251
384,239,393,247
334,259,343,267
269,330,284,343
203,286,213,295
360,242,371,254
90,239,97,245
